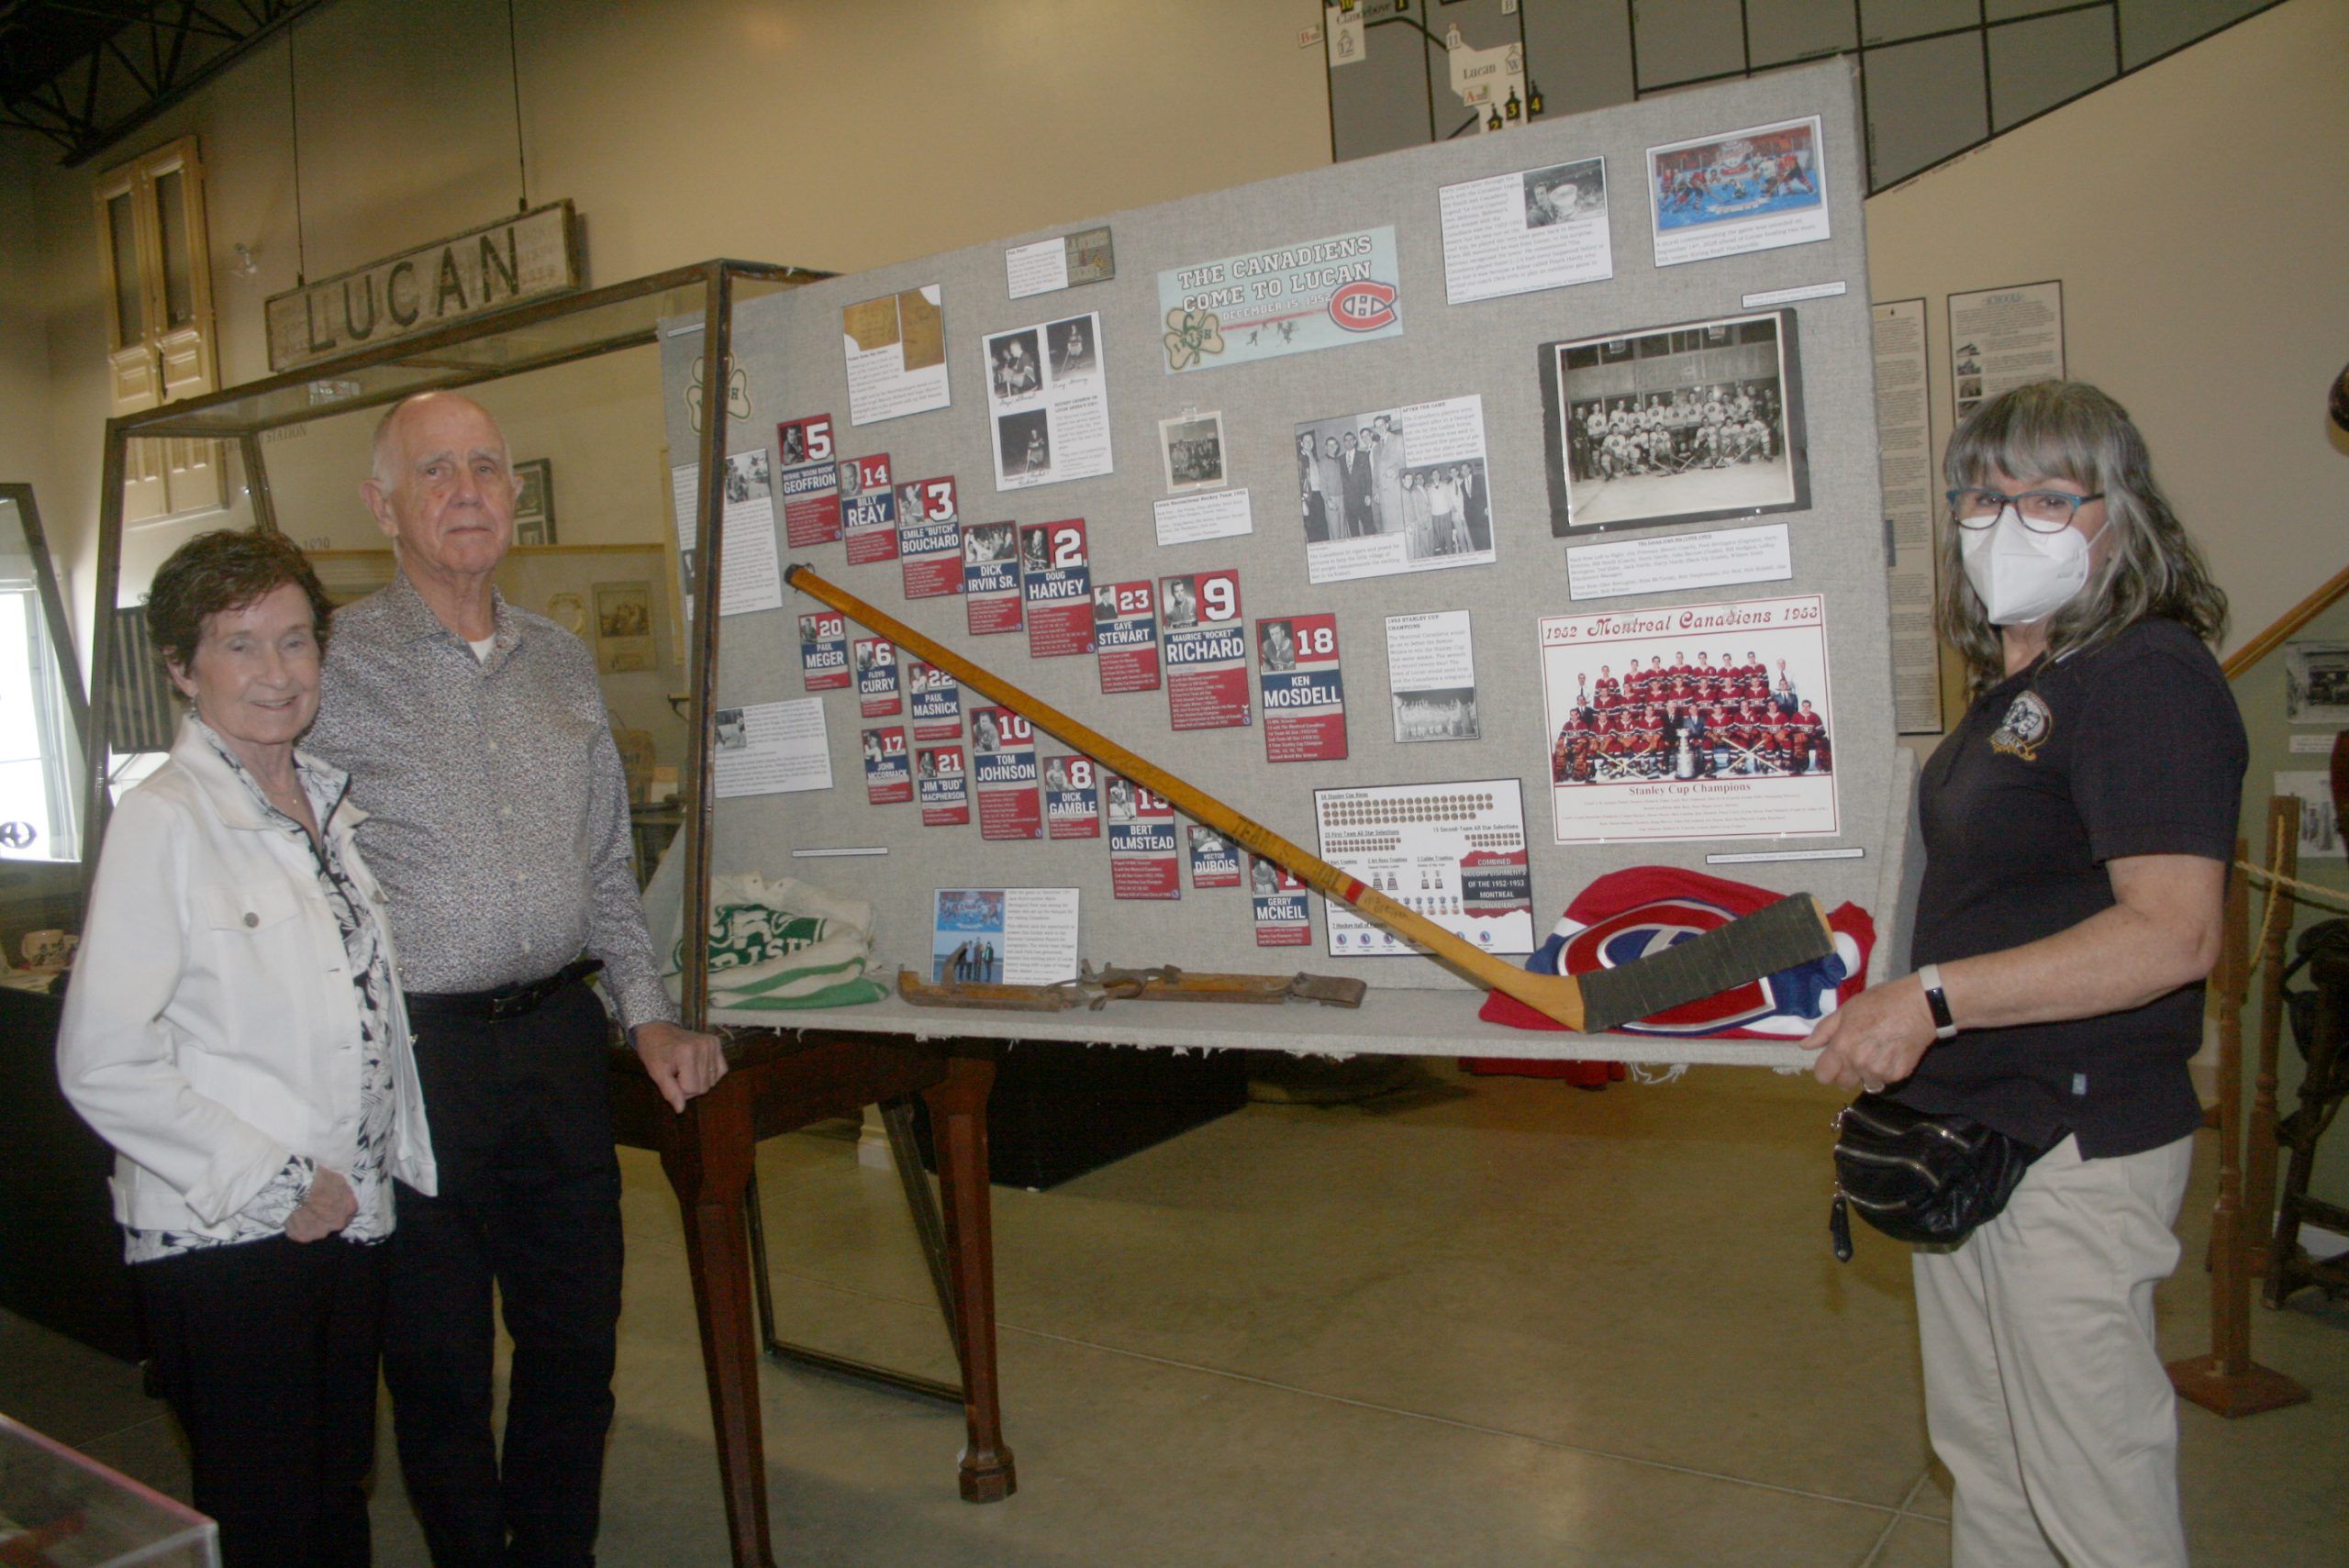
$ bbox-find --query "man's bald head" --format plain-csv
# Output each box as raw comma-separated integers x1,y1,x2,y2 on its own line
371,392,507,485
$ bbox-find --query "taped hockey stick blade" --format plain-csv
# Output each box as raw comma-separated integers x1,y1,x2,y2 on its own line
1570,894,1835,1035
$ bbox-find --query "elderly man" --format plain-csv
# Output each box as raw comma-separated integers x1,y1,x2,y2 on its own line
306,391,725,1567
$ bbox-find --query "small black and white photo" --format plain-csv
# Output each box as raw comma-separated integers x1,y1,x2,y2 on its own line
2275,772,2344,860
962,520,1015,566
722,450,769,504
1257,617,1298,673
715,707,748,751
987,328,1043,400
1019,523,1051,574
835,459,863,500
1292,396,1497,582
2285,641,2349,724
1159,411,1227,493
996,409,1052,480
1106,774,1137,820
1541,307,1809,535
973,709,1004,754
1046,316,1097,380
1522,157,1604,228
1393,685,1481,742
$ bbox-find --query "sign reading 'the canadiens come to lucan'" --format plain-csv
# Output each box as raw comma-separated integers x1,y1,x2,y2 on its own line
264,203,583,373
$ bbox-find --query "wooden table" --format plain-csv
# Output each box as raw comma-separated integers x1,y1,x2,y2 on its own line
609,1027,1016,1568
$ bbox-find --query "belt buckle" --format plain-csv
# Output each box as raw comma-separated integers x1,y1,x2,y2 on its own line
486,985,535,1022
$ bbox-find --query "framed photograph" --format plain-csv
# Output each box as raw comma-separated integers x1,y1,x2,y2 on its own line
2284,641,2349,724
593,579,656,673
1645,115,1829,269
512,458,556,545
1538,307,1809,536
1158,410,1227,493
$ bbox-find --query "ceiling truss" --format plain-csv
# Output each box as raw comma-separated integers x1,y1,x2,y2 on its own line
0,0,340,166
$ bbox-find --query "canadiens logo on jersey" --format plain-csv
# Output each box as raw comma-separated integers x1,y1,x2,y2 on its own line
1478,866,1874,1039
1989,690,2053,762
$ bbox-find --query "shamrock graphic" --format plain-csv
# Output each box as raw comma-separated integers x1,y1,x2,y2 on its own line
685,355,752,432
1163,306,1225,372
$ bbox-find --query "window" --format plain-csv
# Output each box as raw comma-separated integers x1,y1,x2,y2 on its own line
0,492,83,863
95,136,224,524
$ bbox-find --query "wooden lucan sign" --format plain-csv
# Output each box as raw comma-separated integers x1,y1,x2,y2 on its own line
264,202,583,372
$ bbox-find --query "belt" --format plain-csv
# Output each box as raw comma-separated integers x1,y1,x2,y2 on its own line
405,958,604,1023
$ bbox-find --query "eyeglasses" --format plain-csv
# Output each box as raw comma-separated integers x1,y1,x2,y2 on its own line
1947,486,2105,534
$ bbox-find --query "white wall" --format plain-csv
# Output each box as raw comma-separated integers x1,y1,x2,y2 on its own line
6,0,2343,702
0,134,60,542
5,0,1335,634
1866,0,2349,704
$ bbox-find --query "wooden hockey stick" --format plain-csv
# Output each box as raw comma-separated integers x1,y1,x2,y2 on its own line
785,565,1833,1033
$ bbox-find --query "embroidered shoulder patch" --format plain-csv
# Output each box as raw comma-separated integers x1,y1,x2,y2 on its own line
1989,690,2053,761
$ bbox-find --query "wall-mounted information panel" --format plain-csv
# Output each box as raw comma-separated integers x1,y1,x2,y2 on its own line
660,61,1911,1061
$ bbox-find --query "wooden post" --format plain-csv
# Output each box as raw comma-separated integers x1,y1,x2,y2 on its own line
2167,828,2311,1417
2242,796,2299,1271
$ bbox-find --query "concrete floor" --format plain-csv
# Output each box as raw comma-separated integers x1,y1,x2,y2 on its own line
6,1061,2345,1566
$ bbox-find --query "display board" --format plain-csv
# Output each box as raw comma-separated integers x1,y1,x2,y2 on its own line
660,62,1913,1054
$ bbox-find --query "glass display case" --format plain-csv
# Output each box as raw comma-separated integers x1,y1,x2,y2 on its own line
0,1412,217,1568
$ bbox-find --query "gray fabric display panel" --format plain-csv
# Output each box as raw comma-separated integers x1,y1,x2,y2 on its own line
661,61,1911,1051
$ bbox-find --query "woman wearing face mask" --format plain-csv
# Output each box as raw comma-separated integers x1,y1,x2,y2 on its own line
1802,381,2239,1568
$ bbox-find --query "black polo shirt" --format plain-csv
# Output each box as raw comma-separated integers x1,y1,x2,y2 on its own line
1894,617,2244,1157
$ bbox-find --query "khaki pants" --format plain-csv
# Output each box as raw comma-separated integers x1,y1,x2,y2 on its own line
1913,1132,2195,1568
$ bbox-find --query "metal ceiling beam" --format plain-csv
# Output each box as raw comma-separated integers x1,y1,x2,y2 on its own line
0,0,343,166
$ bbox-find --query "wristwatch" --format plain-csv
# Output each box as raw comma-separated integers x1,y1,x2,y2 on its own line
1916,963,1958,1040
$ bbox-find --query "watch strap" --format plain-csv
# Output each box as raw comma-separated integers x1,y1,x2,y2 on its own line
1917,962,1958,1040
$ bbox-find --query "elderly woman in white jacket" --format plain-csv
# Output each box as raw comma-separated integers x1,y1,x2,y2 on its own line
60,529,433,1568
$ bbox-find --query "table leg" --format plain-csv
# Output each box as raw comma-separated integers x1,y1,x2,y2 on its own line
921,1051,1018,1503
659,1082,777,1567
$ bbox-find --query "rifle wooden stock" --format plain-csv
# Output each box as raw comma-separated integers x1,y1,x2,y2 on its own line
785,564,1831,1034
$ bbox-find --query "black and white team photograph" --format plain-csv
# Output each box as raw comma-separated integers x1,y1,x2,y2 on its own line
1542,308,1808,533
1160,411,1226,492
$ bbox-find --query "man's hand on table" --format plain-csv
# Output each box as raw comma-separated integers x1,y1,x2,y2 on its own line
633,1020,729,1113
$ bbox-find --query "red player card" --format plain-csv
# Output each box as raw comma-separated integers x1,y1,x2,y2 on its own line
842,452,897,565
1161,568,1249,730
798,611,850,691
907,658,963,742
1250,856,1312,946
917,745,969,827
862,726,912,805
1020,518,1095,658
1106,773,1180,899
971,706,1043,840
1042,753,1101,840
1189,825,1242,888
854,638,900,717
1094,578,1162,694
1256,613,1348,762
961,521,1023,635
776,415,841,548
897,476,962,598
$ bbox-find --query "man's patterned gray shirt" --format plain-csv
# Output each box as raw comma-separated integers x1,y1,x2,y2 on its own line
306,571,676,1032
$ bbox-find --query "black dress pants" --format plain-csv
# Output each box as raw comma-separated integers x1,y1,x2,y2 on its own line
136,1233,387,1568
384,981,624,1568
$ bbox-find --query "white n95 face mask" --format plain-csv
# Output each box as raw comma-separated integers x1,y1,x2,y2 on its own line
1959,509,2105,626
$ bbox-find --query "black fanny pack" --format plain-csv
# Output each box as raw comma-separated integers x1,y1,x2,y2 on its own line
1830,1093,2044,1260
